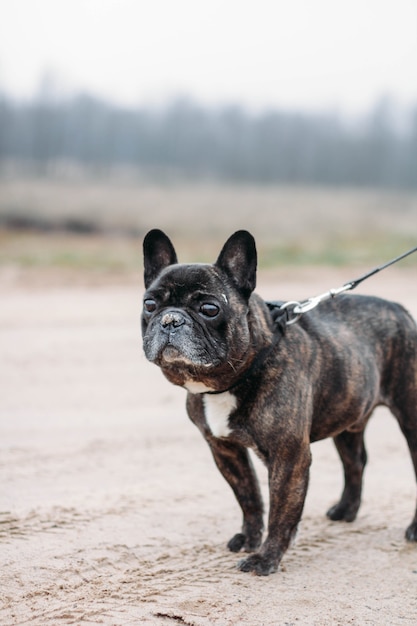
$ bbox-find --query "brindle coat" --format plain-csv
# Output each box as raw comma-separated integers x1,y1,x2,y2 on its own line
142,229,417,575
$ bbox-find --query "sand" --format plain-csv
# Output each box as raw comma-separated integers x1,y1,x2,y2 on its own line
1,268,417,625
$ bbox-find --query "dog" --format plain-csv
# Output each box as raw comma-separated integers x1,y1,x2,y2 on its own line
141,228,417,575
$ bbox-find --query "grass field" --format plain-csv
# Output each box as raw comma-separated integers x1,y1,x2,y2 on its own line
0,173,416,280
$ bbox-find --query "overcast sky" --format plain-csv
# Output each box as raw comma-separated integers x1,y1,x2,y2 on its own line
1,0,416,115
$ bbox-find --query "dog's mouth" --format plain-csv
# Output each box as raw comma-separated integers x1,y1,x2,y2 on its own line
154,340,221,370
159,344,187,364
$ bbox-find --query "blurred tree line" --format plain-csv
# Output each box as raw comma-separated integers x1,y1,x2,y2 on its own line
0,91,416,187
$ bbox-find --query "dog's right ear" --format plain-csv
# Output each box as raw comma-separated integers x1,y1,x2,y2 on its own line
143,229,178,288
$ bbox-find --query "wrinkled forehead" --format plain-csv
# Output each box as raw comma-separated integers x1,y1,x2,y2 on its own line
147,263,225,296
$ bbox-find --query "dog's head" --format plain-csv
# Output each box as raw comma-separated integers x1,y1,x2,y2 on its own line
141,229,260,392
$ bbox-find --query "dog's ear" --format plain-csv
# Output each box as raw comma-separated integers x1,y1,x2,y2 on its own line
143,229,178,288
215,230,257,298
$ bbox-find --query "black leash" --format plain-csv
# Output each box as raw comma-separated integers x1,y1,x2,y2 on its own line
268,244,417,326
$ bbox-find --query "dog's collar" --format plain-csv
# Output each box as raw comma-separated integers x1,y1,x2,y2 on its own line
205,311,286,395
204,346,272,395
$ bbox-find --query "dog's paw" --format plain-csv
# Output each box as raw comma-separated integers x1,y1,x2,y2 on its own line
227,531,262,553
405,522,417,541
238,553,278,576
227,533,246,552
326,502,358,523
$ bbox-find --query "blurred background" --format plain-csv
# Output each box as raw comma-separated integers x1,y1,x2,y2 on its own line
1,0,416,283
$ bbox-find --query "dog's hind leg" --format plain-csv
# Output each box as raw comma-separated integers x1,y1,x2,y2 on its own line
384,308,417,541
391,393,417,541
327,429,367,523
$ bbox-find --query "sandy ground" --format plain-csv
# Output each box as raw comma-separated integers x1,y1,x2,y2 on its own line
1,267,417,626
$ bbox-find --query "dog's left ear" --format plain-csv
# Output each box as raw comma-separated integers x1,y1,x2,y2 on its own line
215,230,257,298
143,229,178,288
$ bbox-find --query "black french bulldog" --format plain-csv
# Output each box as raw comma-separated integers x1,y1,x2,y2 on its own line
141,229,417,576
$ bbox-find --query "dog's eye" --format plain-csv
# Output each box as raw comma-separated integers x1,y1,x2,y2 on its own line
200,303,219,318
144,298,157,313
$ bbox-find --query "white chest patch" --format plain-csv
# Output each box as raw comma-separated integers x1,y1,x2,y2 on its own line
184,381,214,394
203,391,237,438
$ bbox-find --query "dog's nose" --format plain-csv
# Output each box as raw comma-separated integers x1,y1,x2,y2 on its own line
160,310,185,331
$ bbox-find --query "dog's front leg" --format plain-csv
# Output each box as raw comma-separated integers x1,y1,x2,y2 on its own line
239,443,311,575
208,438,264,553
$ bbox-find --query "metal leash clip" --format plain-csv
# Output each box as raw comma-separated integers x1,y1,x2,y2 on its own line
295,283,354,313
278,300,302,325
279,283,354,325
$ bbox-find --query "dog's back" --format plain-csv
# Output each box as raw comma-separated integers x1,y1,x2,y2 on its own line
290,294,417,441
